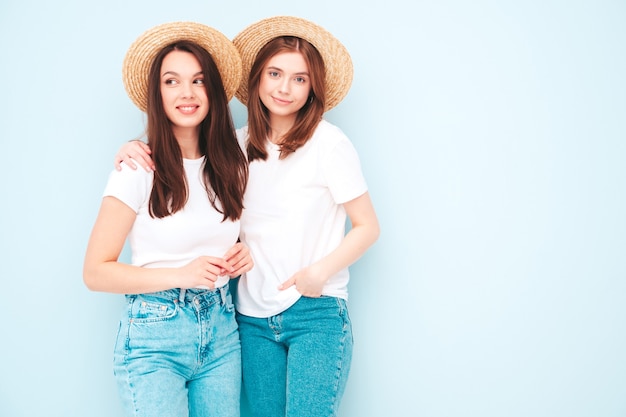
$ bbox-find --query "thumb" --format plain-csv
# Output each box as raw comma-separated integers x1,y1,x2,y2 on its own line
278,277,296,291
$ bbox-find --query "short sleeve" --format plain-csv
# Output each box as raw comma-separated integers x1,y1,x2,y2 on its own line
323,137,368,204
102,161,152,212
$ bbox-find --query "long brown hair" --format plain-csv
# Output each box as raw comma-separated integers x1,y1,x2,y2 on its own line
146,41,247,221
246,36,326,161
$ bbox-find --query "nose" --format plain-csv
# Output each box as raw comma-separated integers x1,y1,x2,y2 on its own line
278,78,290,94
180,81,195,98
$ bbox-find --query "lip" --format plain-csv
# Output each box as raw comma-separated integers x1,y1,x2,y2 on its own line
271,96,292,105
177,105,199,114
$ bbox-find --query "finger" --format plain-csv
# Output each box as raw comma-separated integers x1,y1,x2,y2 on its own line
124,152,152,172
225,253,242,268
115,154,138,170
137,156,154,172
227,252,247,271
207,257,235,274
124,141,154,171
226,255,247,276
138,142,152,154
193,259,220,282
203,273,218,282
131,147,155,171
222,243,243,262
278,277,296,291
126,158,139,170
229,259,252,277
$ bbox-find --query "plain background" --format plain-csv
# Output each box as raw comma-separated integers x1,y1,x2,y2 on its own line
1,1,625,416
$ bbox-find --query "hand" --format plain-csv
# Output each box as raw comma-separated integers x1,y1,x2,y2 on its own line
222,242,254,278
278,264,327,297
114,140,155,172
177,256,235,289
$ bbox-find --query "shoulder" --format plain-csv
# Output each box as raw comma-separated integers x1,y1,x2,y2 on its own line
236,126,249,140
106,160,154,191
236,126,249,150
310,119,352,153
315,119,347,139
104,160,153,210
111,160,153,179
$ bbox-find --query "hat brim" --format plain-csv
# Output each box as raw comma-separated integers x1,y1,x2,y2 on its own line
233,16,353,111
123,21,242,112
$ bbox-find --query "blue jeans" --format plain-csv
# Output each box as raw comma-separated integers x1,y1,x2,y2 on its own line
236,296,353,417
113,286,241,417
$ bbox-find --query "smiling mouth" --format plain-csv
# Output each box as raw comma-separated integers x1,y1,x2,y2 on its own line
272,97,291,105
178,106,198,113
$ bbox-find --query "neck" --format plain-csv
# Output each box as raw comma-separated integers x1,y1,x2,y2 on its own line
173,126,201,159
268,114,296,144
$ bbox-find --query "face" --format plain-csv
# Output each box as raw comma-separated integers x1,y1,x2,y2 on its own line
258,51,311,122
160,50,209,135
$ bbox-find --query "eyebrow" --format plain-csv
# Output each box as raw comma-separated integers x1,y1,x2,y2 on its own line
267,66,309,76
161,71,204,77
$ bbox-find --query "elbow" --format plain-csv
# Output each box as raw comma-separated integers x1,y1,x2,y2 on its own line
372,222,381,243
370,221,381,245
83,275,95,292
352,218,380,249
82,265,99,292
358,220,380,249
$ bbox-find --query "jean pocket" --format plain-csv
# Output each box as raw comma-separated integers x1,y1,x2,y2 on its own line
129,296,178,323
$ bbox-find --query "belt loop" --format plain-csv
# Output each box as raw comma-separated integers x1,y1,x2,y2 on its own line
179,288,186,306
219,286,227,305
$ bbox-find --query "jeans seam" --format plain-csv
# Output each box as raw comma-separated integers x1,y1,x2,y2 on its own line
331,298,351,416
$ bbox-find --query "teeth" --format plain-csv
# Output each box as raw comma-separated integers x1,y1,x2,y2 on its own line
180,106,195,111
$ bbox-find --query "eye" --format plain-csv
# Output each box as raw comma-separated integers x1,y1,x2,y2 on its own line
268,71,280,78
193,78,205,85
164,78,179,86
295,76,306,84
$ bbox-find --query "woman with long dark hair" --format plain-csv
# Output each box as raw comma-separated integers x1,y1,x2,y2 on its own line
83,22,250,417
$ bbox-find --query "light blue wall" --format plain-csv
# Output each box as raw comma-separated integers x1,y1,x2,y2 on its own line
1,1,624,416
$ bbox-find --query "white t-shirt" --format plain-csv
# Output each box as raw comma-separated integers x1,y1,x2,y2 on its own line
103,157,240,289
236,120,368,317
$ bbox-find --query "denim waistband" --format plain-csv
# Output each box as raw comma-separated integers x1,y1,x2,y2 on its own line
128,286,230,307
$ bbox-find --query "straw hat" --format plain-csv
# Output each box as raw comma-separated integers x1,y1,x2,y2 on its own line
233,16,353,111
122,21,242,112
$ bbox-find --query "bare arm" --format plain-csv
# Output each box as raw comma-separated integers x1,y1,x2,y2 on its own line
114,141,155,172
83,196,234,294
279,192,380,296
